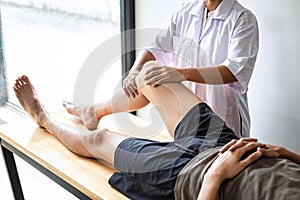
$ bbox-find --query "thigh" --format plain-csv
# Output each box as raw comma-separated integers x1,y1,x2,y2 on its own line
114,138,195,173
174,102,239,153
137,76,202,136
110,137,197,199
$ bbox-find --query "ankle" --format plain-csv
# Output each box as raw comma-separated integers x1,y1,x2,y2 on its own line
93,104,109,120
36,111,49,127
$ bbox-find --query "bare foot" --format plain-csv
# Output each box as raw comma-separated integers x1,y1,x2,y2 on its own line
62,101,99,130
13,75,48,127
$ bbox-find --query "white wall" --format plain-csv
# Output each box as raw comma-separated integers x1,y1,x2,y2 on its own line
135,0,300,153
239,0,300,153
135,0,184,54
135,0,184,131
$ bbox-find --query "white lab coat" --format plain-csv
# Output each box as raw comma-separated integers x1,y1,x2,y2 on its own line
148,0,259,137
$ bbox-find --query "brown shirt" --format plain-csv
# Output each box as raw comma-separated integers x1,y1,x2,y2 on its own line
174,147,300,200
175,147,221,200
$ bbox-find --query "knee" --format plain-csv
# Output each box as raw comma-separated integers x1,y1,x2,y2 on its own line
135,61,161,88
82,129,104,147
135,67,147,89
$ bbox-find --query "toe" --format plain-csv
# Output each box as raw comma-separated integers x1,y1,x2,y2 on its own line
13,85,19,93
17,77,25,87
62,101,72,107
20,77,27,85
22,75,30,84
15,80,21,89
62,101,74,114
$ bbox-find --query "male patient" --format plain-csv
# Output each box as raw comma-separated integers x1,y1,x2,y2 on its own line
13,63,300,199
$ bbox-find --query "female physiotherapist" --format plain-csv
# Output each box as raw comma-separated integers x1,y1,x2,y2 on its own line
123,0,259,137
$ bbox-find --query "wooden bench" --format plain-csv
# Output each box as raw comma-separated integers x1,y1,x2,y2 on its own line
0,108,171,200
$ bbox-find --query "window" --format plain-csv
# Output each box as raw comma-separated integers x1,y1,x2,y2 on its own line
0,12,7,105
1,0,124,111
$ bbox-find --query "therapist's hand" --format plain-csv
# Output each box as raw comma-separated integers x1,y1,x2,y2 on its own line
144,65,185,87
123,68,140,98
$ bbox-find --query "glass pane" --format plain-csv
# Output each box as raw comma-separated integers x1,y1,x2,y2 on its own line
1,0,121,111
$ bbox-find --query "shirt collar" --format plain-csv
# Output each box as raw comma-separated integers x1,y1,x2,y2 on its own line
190,0,205,17
214,0,236,19
190,0,236,20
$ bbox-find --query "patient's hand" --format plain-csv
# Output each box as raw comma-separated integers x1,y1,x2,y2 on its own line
258,145,300,165
197,142,263,200
258,144,283,158
221,138,300,165
208,142,262,181
219,138,266,153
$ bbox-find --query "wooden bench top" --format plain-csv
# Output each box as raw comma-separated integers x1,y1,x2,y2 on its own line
0,108,171,200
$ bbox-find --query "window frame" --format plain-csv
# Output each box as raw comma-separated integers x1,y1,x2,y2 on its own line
120,0,136,77
0,8,8,106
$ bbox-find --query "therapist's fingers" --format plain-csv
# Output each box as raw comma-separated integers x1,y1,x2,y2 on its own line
146,74,167,86
145,66,162,76
123,77,139,98
144,66,163,82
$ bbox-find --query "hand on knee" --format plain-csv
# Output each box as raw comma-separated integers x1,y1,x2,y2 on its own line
135,61,162,88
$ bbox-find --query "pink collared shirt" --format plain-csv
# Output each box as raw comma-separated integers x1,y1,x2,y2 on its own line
148,0,259,137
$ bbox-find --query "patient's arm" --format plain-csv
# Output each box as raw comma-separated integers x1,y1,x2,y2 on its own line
197,142,263,200
259,145,300,165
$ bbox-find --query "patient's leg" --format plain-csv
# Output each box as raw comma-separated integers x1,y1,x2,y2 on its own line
13,72,202,165
64,63,202,136
63,83,150,130
14,75,129,167
135,64,202,137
